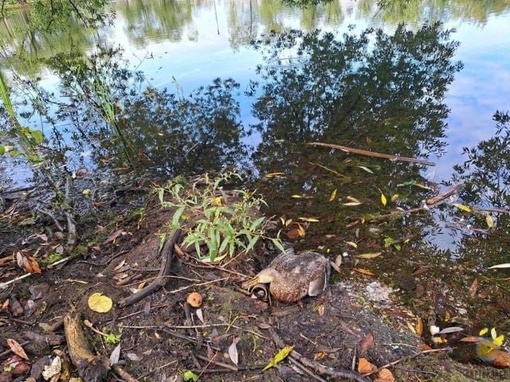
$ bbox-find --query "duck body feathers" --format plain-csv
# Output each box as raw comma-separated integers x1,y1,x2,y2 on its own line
243,247,330,303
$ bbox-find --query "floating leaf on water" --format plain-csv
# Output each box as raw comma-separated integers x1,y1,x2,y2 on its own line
438,326,464,334
263,345,294,371
298,217,319,222
486,213,495,228
381,193,387,206
88,293,113,313
358,166,374,174
453,203,471,213
479,327,489,336
329,189,337,201
357,252,382,259
488,263,510,269
265,172,285,178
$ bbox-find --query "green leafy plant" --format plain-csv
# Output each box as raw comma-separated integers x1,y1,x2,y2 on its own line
157,171,283,263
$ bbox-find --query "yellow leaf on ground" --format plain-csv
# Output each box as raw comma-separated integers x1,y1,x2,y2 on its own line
357,252,382,259
88,293,113,313
380,193,387,206
263,345,294,371
329,189,337,201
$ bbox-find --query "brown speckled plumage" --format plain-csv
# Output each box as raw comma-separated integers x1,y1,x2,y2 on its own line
242,247,330,303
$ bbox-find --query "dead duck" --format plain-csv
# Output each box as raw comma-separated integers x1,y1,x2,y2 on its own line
242,247,330,303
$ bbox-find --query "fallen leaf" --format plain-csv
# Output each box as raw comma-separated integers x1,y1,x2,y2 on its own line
42,356,62,380
110,344,121,365
346,196,361,203
453,203,471,213
228,336,240,365
329,189,337,201
486,213,495,228
103,229,127,244
6,338,29,360
358,334,374,355
380,193,387,206
88,293,113,313
415,317,423,336
469,278,479,297
265,172,285,178
377,368,395,382
358,357,377,374
488,263,510,269
298,217,319,222
263,345,294,371
345,241,358,248
390,194,399,202
343,202,362,206
357,252,382,259
354,268,374,276
358,166,374,174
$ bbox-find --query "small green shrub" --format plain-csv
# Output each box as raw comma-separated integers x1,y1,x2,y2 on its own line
156,171,283,263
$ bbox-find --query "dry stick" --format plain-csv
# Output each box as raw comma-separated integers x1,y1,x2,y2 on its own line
426,183,465,206
195,353,238,371
308,142,436,167
111,364,139,382
269,329,371,382
363,347,452,377
117,229,181,308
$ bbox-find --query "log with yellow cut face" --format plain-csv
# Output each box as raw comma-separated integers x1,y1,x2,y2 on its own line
242,247,330,303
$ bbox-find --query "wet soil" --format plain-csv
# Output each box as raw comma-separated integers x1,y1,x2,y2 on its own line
1,185,509,382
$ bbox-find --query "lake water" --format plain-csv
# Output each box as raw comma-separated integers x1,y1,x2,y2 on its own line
2,0,510,259
97,0,510,181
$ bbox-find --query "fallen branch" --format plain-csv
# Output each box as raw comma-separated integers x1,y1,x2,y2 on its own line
268,329,370,382
64,312,110,381
117,229,181,308
308,142,435,166
426,183,464,206
363,347,452,377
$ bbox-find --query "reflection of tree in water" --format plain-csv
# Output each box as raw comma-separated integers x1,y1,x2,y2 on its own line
251,23,462,173
46,48,249,178
121,78,249,176
453,111,510,209
248,23,462,245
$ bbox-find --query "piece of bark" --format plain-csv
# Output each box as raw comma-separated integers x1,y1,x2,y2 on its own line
63,312,110,381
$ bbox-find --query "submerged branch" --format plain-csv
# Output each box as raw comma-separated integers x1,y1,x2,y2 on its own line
308,142,436,166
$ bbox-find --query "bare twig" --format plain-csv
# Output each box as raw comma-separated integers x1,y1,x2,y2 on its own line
363,347,452,376
269,329,371,382
117,229,181,308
